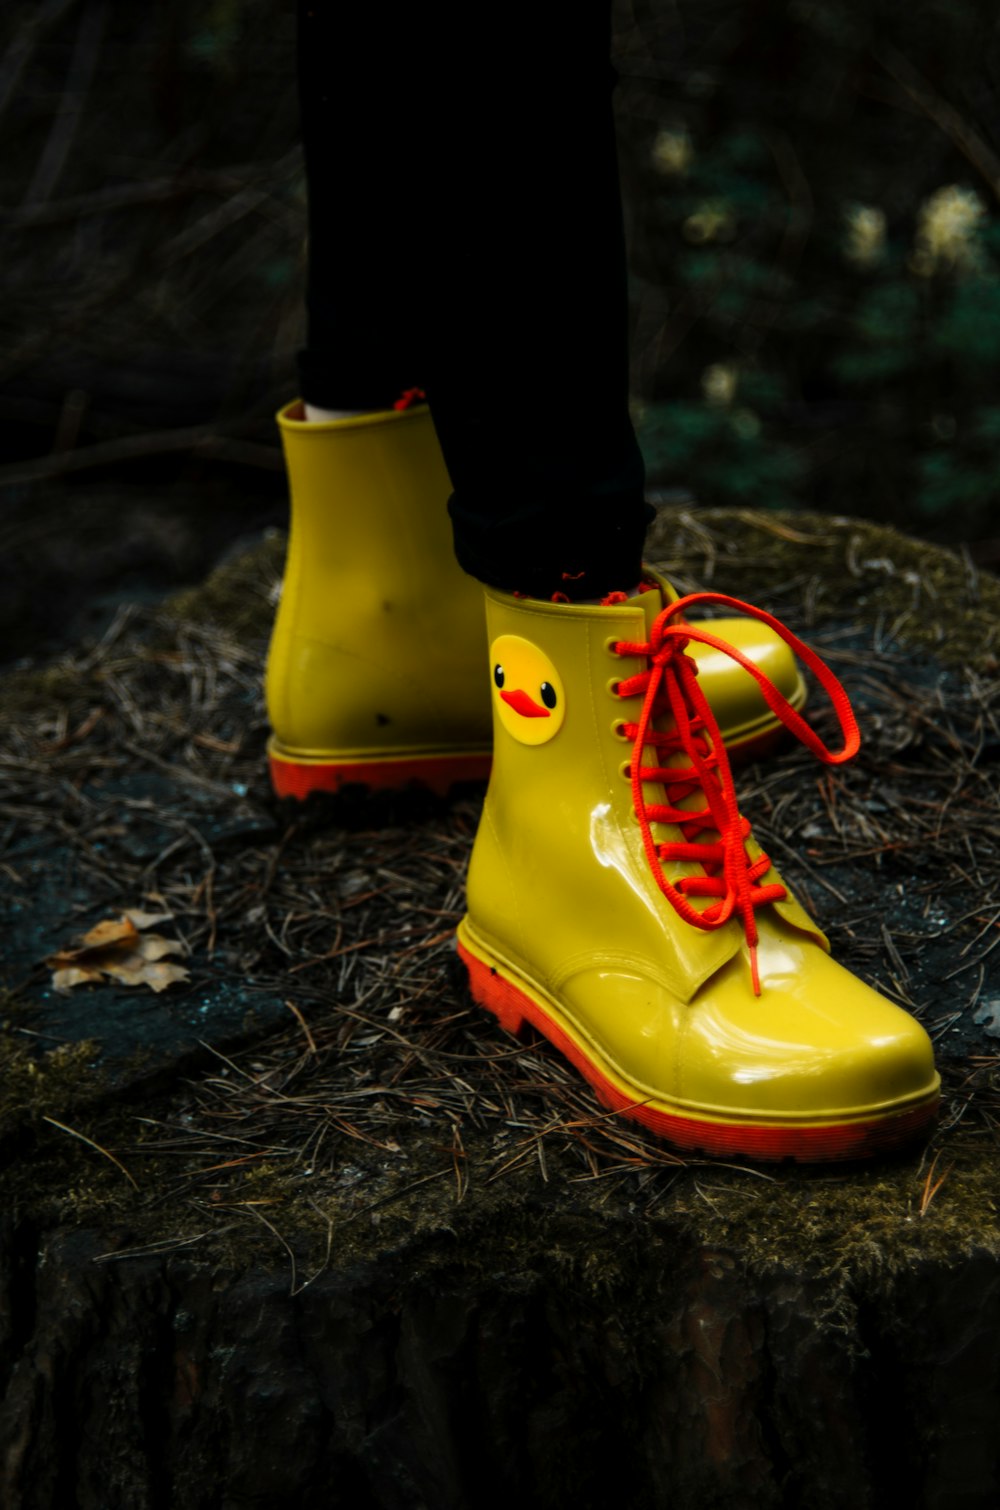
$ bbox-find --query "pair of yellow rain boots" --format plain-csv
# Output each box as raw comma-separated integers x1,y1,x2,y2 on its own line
266,399,940,1160
266,399,808,795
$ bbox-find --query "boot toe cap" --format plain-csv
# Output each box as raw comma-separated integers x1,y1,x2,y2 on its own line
559,945,938,1125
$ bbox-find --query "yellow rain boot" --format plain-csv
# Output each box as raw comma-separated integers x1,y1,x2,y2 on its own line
266,398,493,797
457,582,940,1161
265,397,808,797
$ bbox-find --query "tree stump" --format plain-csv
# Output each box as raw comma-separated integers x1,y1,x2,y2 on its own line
1,509,999,1510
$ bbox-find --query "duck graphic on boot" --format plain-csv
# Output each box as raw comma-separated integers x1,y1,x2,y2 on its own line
492,636,566,745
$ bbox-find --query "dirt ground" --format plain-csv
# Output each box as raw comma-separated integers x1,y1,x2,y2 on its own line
0,503,998,1281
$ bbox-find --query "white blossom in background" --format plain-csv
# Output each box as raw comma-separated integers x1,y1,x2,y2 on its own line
911,185,986,275
683,200,737,244
843,204,887,268
651,127,693,176
702,363,739,406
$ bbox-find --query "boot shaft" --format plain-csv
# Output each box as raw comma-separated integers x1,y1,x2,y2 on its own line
266,400,491,761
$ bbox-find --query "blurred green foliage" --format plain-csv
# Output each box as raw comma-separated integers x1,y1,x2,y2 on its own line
186,0,272,70
619,0,1000,548
3,0,1000,552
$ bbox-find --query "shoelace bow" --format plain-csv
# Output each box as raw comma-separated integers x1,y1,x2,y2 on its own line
613,592,860,995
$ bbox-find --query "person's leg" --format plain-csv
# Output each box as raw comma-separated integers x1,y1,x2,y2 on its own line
268,1,805,798
267,8,496,798
416,8,938,1158
295,2,424,412
272,5,939,1158
297,0,649,595
417,4,652,600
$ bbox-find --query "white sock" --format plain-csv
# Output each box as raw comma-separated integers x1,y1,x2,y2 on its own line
303,402,371,422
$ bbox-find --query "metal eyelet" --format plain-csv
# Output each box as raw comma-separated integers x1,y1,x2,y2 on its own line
604,636,620,656
612,720,629,741
619,759,632,781
607,677,622,698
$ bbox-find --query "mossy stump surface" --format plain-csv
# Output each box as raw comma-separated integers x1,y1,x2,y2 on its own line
1,509,999,1509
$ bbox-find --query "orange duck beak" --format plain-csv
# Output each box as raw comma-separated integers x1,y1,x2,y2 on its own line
500,688,551,718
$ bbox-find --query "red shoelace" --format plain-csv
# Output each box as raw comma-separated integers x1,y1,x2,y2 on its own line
393,387,427,411
613,593,860,995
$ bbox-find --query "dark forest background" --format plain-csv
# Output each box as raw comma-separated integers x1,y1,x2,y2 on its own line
2,0,999,661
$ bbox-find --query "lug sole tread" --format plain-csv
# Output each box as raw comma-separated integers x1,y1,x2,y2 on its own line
269,745,492,798
268,710,798,801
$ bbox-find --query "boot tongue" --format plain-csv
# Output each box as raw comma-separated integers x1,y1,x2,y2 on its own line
626,573,830,958
617,577,718,862
629,574,679,637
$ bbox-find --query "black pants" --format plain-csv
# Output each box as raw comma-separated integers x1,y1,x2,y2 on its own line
296,3,652,600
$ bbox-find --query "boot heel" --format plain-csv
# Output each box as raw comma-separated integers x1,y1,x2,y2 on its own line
491,992,531,1040
457,938,530,1038
269,743,492,801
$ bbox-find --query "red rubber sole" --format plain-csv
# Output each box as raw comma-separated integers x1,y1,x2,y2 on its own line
269,748,492,799
457,936,939,1163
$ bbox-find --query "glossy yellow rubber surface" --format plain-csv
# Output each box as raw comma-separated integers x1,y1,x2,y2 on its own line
264,399,807,793
265,399,493,777
460,583,939,1158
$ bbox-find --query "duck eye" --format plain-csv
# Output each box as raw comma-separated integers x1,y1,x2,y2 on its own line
494,664,505,689
540,681,557,709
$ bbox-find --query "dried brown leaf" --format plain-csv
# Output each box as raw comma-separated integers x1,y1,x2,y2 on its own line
136,961,190,993
136,934,185,962
45,912,189,993
51,966,106,993
46,949,85,968
77,917,139,951
122,908,175,930
98,956,191,992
